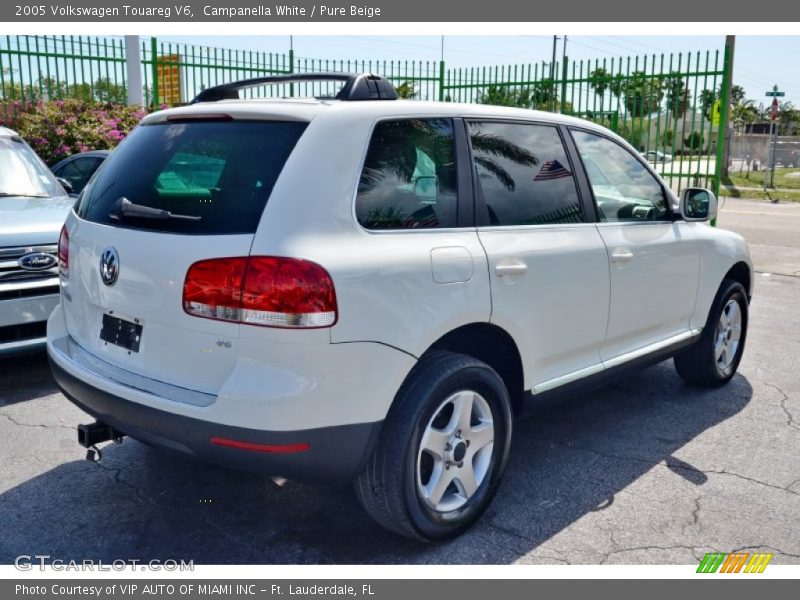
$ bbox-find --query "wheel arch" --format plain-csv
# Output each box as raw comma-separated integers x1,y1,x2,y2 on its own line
724,261,753,300
421,323,525,416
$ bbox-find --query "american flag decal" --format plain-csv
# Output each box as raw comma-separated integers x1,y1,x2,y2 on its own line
534,159,572,181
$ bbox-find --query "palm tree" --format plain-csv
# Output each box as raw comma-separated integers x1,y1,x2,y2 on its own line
732,99,757,133
588,68,612,112
730,85,746,106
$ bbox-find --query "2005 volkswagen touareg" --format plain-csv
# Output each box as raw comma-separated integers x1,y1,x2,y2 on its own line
47,74,753,541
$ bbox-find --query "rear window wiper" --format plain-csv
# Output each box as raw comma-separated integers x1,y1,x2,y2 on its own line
109,197,201,222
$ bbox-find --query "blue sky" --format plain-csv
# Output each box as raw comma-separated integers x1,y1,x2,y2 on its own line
160,35,798,106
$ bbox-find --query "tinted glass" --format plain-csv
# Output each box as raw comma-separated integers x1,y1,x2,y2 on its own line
77,121,307,234
356,119,458,230
571,130,667,222
0,136,65,198
469,121,583,226
54,156,103,195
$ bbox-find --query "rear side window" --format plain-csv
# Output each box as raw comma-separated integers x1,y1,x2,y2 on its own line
356,118,458,230
77,121,307,234
469,121,583,226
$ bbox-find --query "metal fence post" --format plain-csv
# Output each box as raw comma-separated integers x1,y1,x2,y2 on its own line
438,61,445,102
711,37,733,226
150,36,159,107
560,57,568,113
124,36,143,106
288,48,294,97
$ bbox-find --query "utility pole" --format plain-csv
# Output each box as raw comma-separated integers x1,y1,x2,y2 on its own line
721,35,735,176
441,35,444,63
550,35,560,80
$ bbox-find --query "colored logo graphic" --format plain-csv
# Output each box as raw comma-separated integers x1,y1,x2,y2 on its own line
697,552,773,573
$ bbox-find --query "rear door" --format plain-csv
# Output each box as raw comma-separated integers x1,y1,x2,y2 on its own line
62,119,307,394
331,117,491,353
469,120,610,392
569,128,700,362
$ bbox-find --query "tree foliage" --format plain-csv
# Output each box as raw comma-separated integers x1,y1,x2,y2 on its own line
0,76,127,104
478,80,568,112
608,71,664,118
395,81,417,99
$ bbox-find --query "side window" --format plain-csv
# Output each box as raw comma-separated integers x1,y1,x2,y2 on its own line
468,121,583,226
571,130,668,222
356,119,458,230
53,157,102,195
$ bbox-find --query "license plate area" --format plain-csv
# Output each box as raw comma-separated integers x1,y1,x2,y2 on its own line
100,313,143,353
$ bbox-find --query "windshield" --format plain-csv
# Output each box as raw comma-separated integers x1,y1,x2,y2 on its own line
0,136,65,198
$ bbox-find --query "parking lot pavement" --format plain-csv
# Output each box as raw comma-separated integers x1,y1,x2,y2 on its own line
1,200,799,565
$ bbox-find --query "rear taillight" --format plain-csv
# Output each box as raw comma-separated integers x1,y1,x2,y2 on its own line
183,257,337,329
58,225,69,278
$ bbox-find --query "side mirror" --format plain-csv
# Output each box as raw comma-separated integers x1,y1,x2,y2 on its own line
680,187,717,222
56,177,74,195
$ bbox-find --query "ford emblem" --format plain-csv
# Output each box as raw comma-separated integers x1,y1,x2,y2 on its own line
18,252,57,272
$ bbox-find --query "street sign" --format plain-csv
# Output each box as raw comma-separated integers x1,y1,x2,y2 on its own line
771,97,779,120
765,84,785,97
711,99,722,125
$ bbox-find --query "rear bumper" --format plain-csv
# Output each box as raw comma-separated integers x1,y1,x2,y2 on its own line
50,356,382,483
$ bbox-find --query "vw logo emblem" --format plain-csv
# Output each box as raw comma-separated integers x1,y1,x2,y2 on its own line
99,247,120,286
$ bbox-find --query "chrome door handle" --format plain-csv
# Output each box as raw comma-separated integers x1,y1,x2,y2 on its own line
495,260,528,277
611,248,634,262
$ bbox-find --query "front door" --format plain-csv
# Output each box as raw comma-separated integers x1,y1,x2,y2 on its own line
569,128,700,363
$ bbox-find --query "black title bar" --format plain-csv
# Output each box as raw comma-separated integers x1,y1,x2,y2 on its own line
2,0,796,22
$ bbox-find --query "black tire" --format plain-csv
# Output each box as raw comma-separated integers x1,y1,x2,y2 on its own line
355,351,513,541
674,278,749,386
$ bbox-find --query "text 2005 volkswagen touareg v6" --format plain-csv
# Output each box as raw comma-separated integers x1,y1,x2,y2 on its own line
47,74,753,541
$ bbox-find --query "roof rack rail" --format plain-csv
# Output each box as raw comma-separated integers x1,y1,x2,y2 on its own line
190,73,398,104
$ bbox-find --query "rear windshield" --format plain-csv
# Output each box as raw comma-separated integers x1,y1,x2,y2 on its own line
76,120,307,234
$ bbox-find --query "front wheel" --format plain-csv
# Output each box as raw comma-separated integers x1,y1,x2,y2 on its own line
674,278,749,386
355,351,513,541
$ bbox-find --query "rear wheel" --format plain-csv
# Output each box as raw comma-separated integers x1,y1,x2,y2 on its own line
674,278,748,386
355,351,512,541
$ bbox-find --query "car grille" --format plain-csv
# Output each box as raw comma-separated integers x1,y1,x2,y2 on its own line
0,245,59,299
0,320,48,345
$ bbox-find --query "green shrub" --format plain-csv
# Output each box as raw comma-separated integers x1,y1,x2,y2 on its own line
1,99,147,165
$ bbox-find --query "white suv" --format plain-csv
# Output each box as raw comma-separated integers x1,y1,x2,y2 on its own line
47,74,753,541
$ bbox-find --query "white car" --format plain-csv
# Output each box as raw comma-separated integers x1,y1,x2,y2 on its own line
47,74,753,541
644,150,673,163
1,127,73,354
